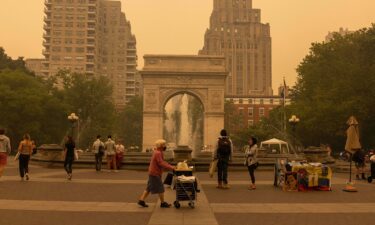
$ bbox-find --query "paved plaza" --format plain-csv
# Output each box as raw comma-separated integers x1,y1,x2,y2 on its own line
0,159,374,225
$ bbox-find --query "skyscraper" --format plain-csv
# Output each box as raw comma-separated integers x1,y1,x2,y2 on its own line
199,0,272,96
42,0,138,108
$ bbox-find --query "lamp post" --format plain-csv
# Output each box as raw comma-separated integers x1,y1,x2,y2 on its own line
67,113,79,139
289,115,300,150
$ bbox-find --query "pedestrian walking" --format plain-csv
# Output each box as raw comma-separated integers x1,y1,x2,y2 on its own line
64,136,75,180
115,142,125,169
0,128,11,181
17,134,33,181
105,135,117,172
213,129,233,189
244,136,258,190
138,139,175,208
92,135,104,171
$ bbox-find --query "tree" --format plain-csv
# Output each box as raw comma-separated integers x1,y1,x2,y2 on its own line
0,70,68,149
0,47,30,74
116,96,143,149
291,24,375,151
55,71,116,149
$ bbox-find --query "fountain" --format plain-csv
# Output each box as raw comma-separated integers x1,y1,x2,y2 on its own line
163,93,204,161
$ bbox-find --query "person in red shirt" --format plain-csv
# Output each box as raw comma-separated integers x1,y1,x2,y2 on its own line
138,139,175,208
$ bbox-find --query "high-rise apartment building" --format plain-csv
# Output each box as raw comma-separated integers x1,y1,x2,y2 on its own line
199,0,272,96
42,0,138,108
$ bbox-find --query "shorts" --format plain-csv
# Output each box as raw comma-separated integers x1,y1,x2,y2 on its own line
0,153,7,166
146,175,164,194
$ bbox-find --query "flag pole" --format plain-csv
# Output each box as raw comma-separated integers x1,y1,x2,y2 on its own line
283,77,287,133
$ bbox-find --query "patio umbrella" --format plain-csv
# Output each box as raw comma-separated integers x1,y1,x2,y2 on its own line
343,116,361,192
345,116,361,154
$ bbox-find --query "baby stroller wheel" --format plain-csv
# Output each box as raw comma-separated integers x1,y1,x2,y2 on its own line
368,176,373,183
174,201,181,209
188,202,195,209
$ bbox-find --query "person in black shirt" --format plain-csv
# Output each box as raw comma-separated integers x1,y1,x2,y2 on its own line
64,136,75,180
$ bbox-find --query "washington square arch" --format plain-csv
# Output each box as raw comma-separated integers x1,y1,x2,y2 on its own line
141,55,228,156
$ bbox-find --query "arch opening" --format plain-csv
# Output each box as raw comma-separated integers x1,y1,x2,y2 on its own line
163,93,204,156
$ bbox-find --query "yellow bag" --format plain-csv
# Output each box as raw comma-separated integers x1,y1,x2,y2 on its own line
209,159,218,178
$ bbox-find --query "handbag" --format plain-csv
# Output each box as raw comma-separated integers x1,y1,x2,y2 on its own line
209,159,218,178
14,152,20,161
163,172,174,185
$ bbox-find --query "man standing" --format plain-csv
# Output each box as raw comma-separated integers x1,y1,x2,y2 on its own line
105,135,117,172
138,139,175,208
92,135,104,171
0,128,11,180
213,129,233,189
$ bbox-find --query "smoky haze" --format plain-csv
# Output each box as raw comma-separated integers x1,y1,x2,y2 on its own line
0,0,374,90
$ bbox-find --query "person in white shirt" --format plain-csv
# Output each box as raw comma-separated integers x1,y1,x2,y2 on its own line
105,135,117,172
0,128,11,180
92,135,104,171
244,137,258,190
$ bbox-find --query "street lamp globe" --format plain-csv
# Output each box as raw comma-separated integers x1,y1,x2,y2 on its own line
289,115,300,124
68,113,79,122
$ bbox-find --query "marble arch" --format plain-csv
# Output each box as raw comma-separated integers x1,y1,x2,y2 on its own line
141,55,228,153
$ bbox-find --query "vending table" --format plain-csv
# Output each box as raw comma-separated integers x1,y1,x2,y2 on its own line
280,162,332,191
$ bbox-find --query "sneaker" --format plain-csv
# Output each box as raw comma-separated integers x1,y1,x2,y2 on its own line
138,200,149,208
216,184,223,189
25,174,29,181
20,177,24,181
160,202,171,208
114,170,119,173
67,174,72,180
223,184,230,189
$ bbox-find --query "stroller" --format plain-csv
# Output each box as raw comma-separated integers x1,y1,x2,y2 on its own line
367,152,375,183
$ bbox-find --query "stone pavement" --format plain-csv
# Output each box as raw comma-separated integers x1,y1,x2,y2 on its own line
0,159,374,225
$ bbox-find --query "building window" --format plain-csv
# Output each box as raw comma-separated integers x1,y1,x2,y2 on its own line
248,98,253,104
248,107,253,117
239,99,243,104
52,47,61,52
260,99,264,105
52,38,61,44
239,107,244,116
270,99,273,104
65,38,73,44
76,39,85,44
75,47,85,53
65,47,72,52
248,120,254,127
65,30,73,36
259,108,265,117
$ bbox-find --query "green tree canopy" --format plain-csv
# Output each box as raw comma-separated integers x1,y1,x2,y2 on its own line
0,70,68,149
116,96,143,149
291,24,375,151
55,71,116,149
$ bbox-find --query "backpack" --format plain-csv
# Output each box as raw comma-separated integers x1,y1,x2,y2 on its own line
217,137,231,157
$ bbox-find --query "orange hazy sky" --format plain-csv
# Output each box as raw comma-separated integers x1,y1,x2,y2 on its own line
0,0,374,91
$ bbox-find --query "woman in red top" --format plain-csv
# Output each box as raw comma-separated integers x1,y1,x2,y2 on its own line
138,139,175,208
